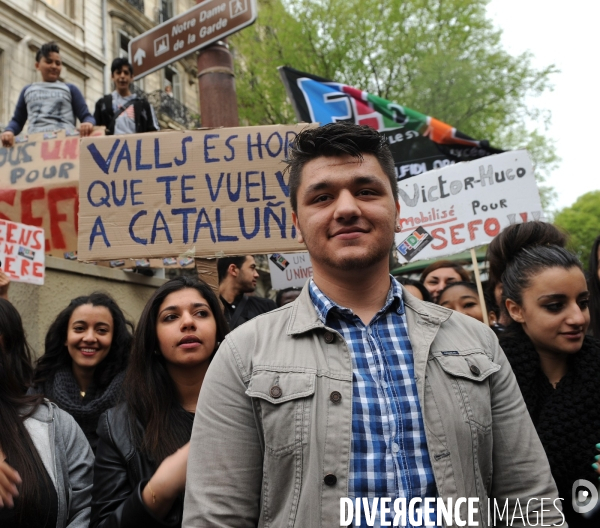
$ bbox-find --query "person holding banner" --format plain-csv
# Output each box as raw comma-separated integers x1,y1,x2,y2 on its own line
499,244,600,528
1,42,95,148
182,122,564,527
91,277,228,528
31,293,133,452
0,298,93,527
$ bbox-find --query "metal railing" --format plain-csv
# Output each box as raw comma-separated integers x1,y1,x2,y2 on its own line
131,86,201,129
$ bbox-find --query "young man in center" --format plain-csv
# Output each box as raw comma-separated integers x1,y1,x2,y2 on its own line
183,123,564,527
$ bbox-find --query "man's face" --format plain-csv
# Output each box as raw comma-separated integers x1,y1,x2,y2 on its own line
112,66,133,94
235,256,259,293
36,52,62,83
292,154,399,274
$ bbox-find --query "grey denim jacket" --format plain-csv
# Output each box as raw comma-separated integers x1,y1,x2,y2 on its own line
183,285,566,527
24,401,94,528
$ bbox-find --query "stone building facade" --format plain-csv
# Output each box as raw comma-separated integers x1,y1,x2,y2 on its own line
0,0,201,132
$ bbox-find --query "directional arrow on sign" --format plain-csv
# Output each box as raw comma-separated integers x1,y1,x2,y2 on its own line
133,48,146,66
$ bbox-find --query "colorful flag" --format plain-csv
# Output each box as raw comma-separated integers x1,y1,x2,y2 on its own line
279,67,502,180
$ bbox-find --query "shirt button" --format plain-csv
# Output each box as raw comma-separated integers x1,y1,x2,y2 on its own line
380,380,388,389
392,442,400,453
329,391,342,404
270,386,282,399
323,331,335,344
323,473,337,486
470,365,481,377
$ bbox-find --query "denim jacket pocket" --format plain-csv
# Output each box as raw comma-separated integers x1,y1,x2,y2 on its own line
431,349,500,432
247,369,316,456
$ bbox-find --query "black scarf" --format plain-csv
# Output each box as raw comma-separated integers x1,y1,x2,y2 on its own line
43,367,125,451
500,328,600,527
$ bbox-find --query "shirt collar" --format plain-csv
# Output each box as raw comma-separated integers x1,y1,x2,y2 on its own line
308,276,405,325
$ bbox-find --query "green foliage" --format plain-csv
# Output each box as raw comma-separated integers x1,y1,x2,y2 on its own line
553,191,600,269
230,0,558,203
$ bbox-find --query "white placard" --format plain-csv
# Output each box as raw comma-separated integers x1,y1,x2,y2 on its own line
0,220,45,285
395,150,543,263
268,252,313,289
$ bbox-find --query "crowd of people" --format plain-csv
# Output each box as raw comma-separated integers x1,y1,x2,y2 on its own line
1,87,599,526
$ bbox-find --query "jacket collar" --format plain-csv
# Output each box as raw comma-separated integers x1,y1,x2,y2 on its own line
287,277,452,336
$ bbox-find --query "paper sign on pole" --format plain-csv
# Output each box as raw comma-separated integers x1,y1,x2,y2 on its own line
0,129,104,257
0,219,45,285
77,124,316,261
267,252,312,289
395,150,543,263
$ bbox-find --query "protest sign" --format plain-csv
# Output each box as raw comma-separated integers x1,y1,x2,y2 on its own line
268,251,312,289
0,219,45,285
395,150,542,263
78,124,315,261
0,129,104,257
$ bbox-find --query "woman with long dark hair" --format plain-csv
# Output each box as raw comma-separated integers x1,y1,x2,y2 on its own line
32,292,133,451
91,276,228,527
0,298,93,527
499,243,600,527
587,235,600,338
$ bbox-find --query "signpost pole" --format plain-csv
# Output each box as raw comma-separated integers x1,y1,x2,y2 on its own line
470,247,489,326
197,39,239,127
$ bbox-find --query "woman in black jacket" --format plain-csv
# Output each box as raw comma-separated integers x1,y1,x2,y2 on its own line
499,243,600,528
91,276,228,528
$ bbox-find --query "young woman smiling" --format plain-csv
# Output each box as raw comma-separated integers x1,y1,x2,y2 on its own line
90,277,228,528
31,293,133,451
499,244,600,528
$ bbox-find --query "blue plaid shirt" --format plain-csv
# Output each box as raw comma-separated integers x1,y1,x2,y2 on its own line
309,278,437,525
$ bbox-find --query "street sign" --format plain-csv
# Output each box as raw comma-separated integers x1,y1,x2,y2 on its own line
128,0,257,79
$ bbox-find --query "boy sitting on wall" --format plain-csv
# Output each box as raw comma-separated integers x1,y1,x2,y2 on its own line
1,41,95,147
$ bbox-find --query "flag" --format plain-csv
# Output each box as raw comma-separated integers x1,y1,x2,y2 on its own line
279,66,502,180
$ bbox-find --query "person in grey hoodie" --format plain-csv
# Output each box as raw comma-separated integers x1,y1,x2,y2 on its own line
0,298,93,527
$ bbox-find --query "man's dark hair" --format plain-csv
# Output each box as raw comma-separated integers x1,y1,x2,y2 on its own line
217,256,248,283
111,57,133,75
36,42,60,62
285,123,398,212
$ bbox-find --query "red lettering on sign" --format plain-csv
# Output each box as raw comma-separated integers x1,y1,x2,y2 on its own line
18,229,32,246
33,261,44,278
31,229,43,251
467,220,482,240
431,228,448,250
4,244,14,255
48,186,78,250
41,140,62,160
20,187,46,250
450,223,465,245
4,256,15,274
484,218,500,237
20,258,30,277
6,223,17,243
63,138,78,159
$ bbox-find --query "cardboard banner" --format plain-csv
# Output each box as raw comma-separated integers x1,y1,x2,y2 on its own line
0,129,104,257
268,252,313,289
78,124,316,260
0,219,45,285
395,150,543,263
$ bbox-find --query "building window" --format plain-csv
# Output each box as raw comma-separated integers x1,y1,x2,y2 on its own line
159,0,174,22
126,0,144,13
119,32,130,59
164,67,181,101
